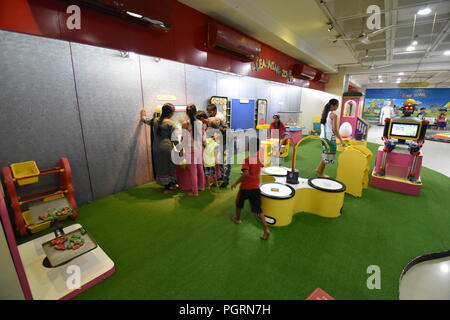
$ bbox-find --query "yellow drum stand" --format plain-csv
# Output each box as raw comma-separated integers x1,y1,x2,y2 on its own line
337,138,367,152
336,145,372,198
260,136,346,227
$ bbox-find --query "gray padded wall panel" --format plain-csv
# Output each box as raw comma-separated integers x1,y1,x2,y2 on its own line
140,57,187,113
70,43,150,199
0,31,92,204
185,64,217,110
239,76,258,99
286,85,302,112
267,84,288,117
216,74,240,99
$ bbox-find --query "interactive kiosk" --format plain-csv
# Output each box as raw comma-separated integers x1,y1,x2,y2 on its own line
371,99,428,196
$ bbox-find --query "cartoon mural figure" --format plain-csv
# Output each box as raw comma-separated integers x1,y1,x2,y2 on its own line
379,101,395,126
437,109,447,131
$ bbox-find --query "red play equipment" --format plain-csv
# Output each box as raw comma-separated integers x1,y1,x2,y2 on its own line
2,158,78,236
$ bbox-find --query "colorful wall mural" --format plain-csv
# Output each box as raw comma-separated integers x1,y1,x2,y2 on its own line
364,88,450,121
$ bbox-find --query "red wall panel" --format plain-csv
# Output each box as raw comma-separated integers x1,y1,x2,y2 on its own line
0,0,327,91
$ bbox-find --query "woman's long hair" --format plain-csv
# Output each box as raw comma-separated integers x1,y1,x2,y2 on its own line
186,104,197,139
157,103,175,136
272,115,281,129
320,99,339,125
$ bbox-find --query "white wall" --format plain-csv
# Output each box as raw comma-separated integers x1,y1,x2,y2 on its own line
299,88,341,134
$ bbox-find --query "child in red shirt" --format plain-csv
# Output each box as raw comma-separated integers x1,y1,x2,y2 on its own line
230,142,270,240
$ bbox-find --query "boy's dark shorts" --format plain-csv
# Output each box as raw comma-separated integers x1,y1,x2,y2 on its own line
204,166,216,176
236,189,262,214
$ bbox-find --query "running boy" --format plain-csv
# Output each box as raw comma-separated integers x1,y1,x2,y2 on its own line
230,139,270,240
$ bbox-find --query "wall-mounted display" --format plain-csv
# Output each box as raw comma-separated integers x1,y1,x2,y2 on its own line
230,99,256,130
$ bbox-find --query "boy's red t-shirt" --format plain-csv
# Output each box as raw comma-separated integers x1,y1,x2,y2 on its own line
240,156,263,190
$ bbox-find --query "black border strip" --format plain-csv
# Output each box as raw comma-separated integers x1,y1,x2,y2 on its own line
260,182,295,200
400,250,450,279
307,177,346,193
399,250,450,299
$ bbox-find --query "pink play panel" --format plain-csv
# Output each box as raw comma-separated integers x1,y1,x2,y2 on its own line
374,147,423,180
287,129,303,145
371,173,421,196
306,288,335,300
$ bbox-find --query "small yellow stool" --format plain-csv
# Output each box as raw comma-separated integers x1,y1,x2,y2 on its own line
336,145,372,197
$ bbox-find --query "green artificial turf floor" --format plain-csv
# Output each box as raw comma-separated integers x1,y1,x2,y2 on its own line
61,140,450,300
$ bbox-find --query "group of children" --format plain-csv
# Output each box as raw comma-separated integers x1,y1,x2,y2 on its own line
142,98,352,240
178,105,270,240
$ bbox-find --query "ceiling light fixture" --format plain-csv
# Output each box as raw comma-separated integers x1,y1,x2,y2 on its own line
379,80,383,83
398,72,405,75
412,40,418,46
126,11,143,19
417,7,432,16
406,45,415,51
444,50,450,56
378,75,382,79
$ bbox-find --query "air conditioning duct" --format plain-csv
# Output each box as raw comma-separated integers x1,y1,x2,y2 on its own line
293,63,318,80
207,23,261,61
315,72,330,84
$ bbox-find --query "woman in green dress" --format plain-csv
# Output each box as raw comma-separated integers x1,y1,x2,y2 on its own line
141,103,177,193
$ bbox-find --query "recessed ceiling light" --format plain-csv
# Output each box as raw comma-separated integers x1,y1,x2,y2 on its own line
406,46,415,51
378,75,382,79
444,50,450,56
126,11,143,18
417,8,432,16
412,41,418,46
397,78,401,81
398,72,405,76
379,80,383,83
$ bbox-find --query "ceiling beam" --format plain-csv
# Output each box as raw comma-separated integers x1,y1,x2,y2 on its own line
314,0,360,65
425,19,450,57
334,0,447,22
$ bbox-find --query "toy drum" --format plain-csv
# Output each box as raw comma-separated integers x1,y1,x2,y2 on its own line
307,178,346,193
260,182,296,226
262,166,291,177
293,178,346,219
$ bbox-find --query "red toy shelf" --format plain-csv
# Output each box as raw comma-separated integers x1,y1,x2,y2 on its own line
1,158,78,236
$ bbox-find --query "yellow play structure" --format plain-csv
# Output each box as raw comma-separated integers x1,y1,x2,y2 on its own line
260,136,346,227
310,116,321,136
257,124,291,167
336,145,373,197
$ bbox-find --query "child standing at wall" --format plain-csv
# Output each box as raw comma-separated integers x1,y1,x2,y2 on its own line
204,120,220,189
230,139,270,240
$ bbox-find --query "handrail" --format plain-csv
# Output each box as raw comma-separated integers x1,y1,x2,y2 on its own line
291,136,330,171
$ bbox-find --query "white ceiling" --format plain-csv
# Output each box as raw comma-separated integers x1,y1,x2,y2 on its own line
178,0,450,87
350,70,450,88
325,0,450,88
